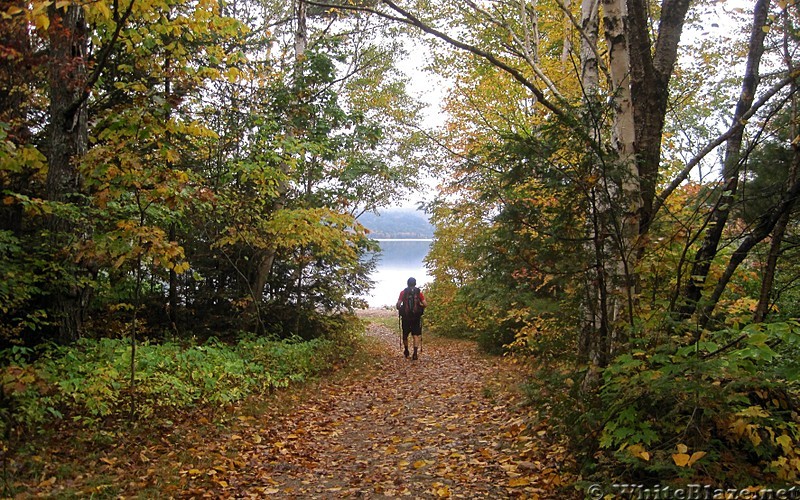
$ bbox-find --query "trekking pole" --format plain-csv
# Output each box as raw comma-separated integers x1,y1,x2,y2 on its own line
398,314,402,349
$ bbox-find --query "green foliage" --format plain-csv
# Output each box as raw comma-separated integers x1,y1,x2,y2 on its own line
425,120,591,354
0,231,48,340
583,320,800,483
0,320,360,439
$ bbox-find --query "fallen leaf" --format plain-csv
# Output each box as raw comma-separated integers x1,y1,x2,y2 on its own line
508,477,531,487
434,485,452,497
672,453,690,467
688,451,706,466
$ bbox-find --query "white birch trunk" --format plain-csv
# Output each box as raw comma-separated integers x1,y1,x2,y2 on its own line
602,0,640,337
581,0,641,375
580,0,599,93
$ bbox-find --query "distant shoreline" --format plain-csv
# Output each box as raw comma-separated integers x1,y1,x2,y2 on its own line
372,238,433,242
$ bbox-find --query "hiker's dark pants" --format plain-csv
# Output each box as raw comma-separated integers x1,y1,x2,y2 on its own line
401,315,422,343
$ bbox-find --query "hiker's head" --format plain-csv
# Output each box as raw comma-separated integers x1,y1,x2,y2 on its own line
407,277,416,287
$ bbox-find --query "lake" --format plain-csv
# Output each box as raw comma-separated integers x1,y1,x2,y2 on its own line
363,239,432,308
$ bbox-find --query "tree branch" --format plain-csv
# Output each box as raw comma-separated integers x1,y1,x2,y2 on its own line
65,0,137,122
552,0,610,84
652,72,800,222
305,0,571,121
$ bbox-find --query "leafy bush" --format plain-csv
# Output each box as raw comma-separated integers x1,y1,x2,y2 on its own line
577,320,800,484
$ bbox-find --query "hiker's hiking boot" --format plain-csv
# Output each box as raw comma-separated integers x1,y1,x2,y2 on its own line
412,348,418,360
404,347,409,358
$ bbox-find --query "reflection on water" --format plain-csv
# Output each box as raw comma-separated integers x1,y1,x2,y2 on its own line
364,239,432,308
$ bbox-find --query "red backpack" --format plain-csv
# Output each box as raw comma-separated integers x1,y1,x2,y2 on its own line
398,286,424,318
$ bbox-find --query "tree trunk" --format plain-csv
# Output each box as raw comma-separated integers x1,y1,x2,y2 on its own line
579,0,693,372
579,0,599,94
580,0,641,377
700,174,800,329
46,3,89,343
249,0,306,331
753,211,790,323
628,0,691,235
577,0,601,367
677,0,770,330
754,15,799,324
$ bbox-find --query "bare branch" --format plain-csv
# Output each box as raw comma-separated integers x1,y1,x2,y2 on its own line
306,0,571,121
461,0,564,101
653,72,800,222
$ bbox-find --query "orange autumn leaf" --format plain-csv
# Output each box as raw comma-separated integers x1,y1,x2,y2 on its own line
672,451,706,467
672,453,691,467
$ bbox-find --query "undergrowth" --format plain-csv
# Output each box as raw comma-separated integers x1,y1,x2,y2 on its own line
0,317,362,446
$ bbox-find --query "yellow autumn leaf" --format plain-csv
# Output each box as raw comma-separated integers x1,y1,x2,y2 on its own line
34,13,49,31
672,453,690,467
226,67,242,82
730,419,748,437
434,485,452,498
413,460,427,469
777,434,793,452
676,443,688,454
687,451,706,466
748,425,763,447
738,406,770,418
627,443,650,461
93,0,111,20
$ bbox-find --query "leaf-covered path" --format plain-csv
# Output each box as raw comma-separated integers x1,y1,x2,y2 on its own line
13,312,574,498
185,311,574,499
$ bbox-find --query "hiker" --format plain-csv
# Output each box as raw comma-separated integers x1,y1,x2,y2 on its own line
397,277,427,360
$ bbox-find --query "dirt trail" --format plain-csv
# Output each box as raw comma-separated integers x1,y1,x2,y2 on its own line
207,313,572,499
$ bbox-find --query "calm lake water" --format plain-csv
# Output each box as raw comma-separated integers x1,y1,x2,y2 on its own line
363,239,432,308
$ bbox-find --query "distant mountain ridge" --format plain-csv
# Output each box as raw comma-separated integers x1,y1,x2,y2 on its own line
359,208,434,239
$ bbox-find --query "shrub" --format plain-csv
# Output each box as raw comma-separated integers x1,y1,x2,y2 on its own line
579,320,800,484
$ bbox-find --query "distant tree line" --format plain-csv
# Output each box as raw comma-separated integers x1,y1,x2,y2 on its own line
359,209,434,239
